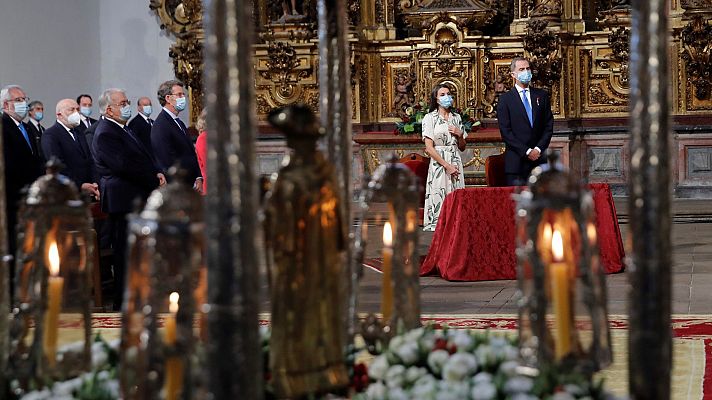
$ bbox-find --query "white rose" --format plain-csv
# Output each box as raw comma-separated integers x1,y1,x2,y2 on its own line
475,345,495,367
419,333,436,353
471,381,498,400
412,374,437,398
503,345,519,361
405,327,425,342
437,381,470,399
389,387,409,400
553,392,576,400
389,335,406,351
427,350,450,375
442,353,478,382
365,381,387,400
405,366,428,384
394,341,420,366
368,355,390,380
385,364,407,389
511,395,539,400
564,384,585,396
472,371,493,385
504,376,535,394
449,331,474,351
499,360,519,377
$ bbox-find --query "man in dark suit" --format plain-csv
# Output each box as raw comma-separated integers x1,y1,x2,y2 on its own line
93,88,166,309
496,57,554,186
127,96,154,154
75,94,98,136
151,80,203,191
41,99,99,199
1,84,44,296
26,100,45,156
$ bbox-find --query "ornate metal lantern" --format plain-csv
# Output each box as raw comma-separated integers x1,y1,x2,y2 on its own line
8,160,94,391
514,154,612,374
119,172,205,400
354,155,422,345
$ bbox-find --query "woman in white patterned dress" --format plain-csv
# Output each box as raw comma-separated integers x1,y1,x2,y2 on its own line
422,84,467,231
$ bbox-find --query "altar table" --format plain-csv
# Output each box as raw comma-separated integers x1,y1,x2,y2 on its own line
420,184,625,281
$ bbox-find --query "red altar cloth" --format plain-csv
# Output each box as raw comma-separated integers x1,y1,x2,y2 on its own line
420,183,625,281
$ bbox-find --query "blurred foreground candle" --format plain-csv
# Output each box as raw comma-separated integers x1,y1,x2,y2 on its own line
550,230,572,359
164,292,183,400
381,221,393,322
43,241,63,368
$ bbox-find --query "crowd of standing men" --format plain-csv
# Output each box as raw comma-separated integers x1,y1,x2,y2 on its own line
1,80,204,310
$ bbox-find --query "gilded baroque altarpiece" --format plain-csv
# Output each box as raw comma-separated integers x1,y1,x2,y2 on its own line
151,0,712,195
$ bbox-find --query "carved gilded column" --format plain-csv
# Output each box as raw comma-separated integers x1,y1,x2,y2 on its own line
149,0,204,126
511,0,562,34
628,0,672,398
359,0,396,40
203,0,263,398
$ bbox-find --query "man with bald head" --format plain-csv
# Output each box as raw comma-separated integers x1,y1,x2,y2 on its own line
127,96,154,154
93,88,166,309
1,84,44,297
41,99,99,199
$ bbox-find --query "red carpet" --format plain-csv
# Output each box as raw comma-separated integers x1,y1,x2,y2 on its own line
60,313,711,399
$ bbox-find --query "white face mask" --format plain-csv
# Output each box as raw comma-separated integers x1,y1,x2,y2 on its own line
67,111,82,127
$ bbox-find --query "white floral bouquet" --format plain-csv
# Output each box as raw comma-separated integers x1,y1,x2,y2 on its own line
354,325,619,400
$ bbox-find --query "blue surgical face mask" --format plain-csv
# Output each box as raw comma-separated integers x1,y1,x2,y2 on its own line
174,96,186,112
120,104,132,120
13,101,28,118
80,106,92,117
517,70,533,84
34,112,44,122
142,105,152,116
438,94,453,109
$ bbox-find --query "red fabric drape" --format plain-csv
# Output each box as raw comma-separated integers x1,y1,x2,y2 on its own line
420,183,625,281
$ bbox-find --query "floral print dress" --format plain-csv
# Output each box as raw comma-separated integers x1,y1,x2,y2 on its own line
422,110,467,231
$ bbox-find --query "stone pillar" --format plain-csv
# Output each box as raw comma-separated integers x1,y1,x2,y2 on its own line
317,0,354,339
358,0,396,40
202,0,263,398
627,0,672,398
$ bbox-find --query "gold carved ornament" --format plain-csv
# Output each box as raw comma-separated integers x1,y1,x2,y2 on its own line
523,19,562,92
149,0,204,126
680,16,712,101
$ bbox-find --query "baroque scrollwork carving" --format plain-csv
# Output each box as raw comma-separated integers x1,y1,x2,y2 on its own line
398,0,499,34
262,41,305,98
526,0,562,21
523,20,562,91
393,70,416,116
481,51,514,118
149,0,204,125
680,16,712,100
601,26,630,88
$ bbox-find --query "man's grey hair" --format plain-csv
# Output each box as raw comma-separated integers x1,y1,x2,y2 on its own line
510,57,530,72
0,84,24,106
98,88,126,114
157,80,184,107
28,100,43,110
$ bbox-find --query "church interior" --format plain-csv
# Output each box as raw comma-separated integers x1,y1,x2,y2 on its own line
1,0,712,399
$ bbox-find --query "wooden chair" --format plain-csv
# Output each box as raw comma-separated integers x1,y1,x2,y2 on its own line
398,153,430,205
485,153,507,187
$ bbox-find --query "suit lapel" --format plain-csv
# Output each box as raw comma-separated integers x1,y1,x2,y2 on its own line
530,89,540,126
510,87,531,128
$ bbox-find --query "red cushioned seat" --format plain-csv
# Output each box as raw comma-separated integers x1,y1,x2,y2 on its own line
485,153,507,187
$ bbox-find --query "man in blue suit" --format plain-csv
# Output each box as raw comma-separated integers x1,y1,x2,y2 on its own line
1,84,44,298
151,80,203,191
93,88,166,309
42,98,100,200
496,57,554,186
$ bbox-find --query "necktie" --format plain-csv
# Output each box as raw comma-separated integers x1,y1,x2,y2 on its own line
522,89,533,127
148,118,153,126
38,124,44,134
18,123,33,152
176,118,187,135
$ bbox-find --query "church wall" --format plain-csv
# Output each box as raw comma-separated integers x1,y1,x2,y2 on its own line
0,0,175,125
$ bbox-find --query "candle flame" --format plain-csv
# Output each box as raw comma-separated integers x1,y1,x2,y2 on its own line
552,230,564,262
169,292,180,313
587,222,597,245
383,221,393,247
48,241,60,276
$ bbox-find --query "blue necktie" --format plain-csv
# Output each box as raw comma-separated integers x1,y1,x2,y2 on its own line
522,89,533,127
17,123,33,152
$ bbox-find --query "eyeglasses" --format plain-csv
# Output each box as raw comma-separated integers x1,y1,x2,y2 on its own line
11,96,29,103
171,92,186,98
112,100,131,107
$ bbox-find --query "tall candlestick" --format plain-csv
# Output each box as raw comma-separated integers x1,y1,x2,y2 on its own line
550,230,572,359
381,221,393,322
43,241,63,368
164,292,183,400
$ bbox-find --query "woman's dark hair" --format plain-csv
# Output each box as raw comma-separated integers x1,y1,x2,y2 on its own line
429,84,450,112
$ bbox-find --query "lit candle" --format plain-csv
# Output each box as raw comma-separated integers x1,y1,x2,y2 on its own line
163,292,184,400
381,221,393,322
550,230,572,359
43,241,63,368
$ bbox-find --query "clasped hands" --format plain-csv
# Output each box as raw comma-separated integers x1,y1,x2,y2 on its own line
527,148,541,161
154,174,203,193
447,124,463,138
